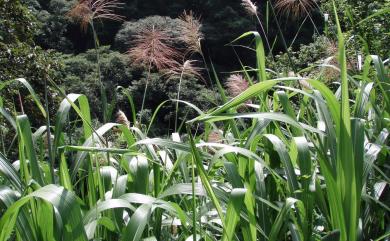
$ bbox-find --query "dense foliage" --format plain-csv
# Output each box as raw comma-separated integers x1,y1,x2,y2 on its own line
321,0,390,56
0,0,61,147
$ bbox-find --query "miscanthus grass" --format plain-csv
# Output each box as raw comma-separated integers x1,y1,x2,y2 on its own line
0,2,389,241
68,0,124,123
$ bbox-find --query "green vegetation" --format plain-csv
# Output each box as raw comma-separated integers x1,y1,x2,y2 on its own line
0,0,389,240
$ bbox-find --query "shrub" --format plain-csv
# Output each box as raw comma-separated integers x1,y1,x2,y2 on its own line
56,46,133,119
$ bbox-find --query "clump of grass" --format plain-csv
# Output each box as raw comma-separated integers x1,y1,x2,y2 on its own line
127,26,182,124
68,0,124,122
0,2,389,241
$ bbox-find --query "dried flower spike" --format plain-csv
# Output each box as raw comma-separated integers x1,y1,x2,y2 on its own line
68,0,124,32
179,10,204,55
116,110,130,128
274,0,319,19
226,74,250,97
127,26,181,70
208,130,223,143
241,0,258,16
168,60,203,80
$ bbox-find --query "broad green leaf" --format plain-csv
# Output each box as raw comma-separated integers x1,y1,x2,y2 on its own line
16,115,45,186
0,185,87,241
222,188,246,241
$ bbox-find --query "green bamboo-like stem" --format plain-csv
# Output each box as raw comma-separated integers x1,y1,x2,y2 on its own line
90,22,111,171
191,153,197,241
200,51,213,88
153,151,162,239
44,77,55,183
201,50,222,112
90,22,108,123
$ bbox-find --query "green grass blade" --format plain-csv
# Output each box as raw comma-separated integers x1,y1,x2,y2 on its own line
53,94,92,159
16,115,45,186
268,198,298,241
0,185,87,241
14,78,47,118
230,31,266,82
121,203,152,241
191,80,279,120
0,186,37,241
263,134,299,194
0,107,16,131
59,152,73,191
276,91,303,136
187,125,225,227
0,152,23,191
222,188,246,241
333,2,357,240
70,123,121,180
198,112,323,134
371,55,390,113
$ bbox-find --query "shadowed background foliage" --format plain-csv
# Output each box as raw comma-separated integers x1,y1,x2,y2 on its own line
1,0,389,132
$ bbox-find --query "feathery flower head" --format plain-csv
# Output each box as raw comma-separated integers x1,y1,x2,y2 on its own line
208,130,223,143
168,60,203,80
179,10,204,55
241,0,258,16
226,74,249,97
275,0,318,19
127,26,181,70
116,110,130,128
68,0,124,32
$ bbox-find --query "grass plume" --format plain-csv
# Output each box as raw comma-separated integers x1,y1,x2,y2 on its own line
179,10,204,55
225,73,250,97
68,0,124,32
274,0,319,19
127,26,181,70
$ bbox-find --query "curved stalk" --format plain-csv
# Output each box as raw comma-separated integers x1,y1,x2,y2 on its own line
255,14,272,55
175,70,185,132
268,1,297,72
139,61,152,125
